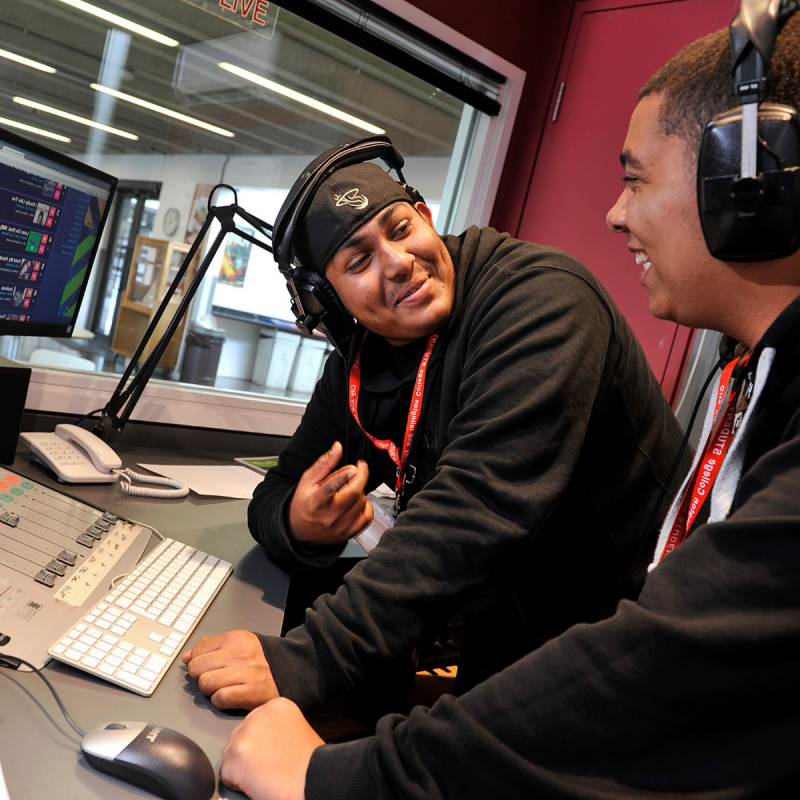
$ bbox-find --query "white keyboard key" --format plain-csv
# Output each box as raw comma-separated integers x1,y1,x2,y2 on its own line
149,633,165,644
65,648,83,662
117,672,153,692
174,620,192,634
145,654,167,673
52,644,66,655
106,655,124,668
158,610,178,627
99,663,116,676
83,656,101,669
159,645,176,656
140,668,159,682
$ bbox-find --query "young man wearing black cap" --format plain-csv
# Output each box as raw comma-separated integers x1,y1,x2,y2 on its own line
183,151,688,713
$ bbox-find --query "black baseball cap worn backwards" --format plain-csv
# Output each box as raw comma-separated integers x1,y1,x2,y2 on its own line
292,162,416,273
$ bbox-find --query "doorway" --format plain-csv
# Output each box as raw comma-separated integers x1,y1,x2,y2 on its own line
90,182,161,346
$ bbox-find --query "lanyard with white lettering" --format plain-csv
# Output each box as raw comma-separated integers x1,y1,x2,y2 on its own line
348,330,438,516
657,353,750,563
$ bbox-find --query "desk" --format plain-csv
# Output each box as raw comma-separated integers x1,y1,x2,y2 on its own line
0,445,290,800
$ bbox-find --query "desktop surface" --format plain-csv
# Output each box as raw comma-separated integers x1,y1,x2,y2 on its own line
0,443,289,800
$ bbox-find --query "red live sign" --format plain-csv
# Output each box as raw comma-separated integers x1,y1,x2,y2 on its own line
218,0,270,26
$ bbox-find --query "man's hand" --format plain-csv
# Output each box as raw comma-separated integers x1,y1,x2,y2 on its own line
181,630,278,711
221,698,324,800
287,441,374,546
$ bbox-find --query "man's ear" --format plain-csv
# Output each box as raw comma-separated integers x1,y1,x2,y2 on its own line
414,201,435,227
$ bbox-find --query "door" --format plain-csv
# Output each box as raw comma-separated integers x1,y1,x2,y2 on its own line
518,0,739,403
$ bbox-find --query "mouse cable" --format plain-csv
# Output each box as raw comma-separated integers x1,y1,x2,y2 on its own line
0,655,86,737
612,340,735,609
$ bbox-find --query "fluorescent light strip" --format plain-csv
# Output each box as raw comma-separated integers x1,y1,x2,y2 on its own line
0,116,70,143
54,0,179,47
91,84,235,138
13,97,139,140
0,48,57,74
218,62,385,135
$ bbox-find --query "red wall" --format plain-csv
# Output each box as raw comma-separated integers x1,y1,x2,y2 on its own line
404,0,577,235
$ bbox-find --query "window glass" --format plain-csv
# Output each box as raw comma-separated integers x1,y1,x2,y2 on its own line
0,0,499,407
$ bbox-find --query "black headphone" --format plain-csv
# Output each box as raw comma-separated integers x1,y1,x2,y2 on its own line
697,0,800,261
271,135,424,355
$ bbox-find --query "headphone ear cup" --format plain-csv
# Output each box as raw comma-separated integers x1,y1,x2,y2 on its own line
698,103,800,261
288,266,357,353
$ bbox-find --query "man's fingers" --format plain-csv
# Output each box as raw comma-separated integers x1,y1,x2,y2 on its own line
320,465,358,496
301,441,343,486
320,461,369,496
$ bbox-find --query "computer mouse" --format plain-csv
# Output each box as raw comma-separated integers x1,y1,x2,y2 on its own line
81,721,216,800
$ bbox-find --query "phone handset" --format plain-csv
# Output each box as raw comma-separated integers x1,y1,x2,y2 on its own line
20,425,189,497
55,424,122,473
20,425,121,483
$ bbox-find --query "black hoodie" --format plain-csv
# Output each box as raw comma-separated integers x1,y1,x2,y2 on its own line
249,226,690,710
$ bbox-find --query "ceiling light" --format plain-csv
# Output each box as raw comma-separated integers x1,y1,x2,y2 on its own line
0,116,70,143
54,0,179,47
13,97,139,140
91,84,235,138
218,62,385,135
0,48,57,74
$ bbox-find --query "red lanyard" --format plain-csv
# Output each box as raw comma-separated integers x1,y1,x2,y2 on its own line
658,353,750,562
348,331,438,510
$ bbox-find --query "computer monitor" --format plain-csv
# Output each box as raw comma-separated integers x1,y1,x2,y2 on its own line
0,127,117,338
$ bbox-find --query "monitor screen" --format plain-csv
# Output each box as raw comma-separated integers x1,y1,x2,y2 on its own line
0,127,117,337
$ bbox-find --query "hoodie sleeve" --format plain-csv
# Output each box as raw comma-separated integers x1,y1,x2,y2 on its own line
247,351,350,567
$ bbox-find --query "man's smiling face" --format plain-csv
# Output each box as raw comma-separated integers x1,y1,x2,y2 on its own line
324,201,455,345
606,93,728,330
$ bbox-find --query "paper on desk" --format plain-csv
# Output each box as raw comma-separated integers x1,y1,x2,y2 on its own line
0,757,9,800
137,463,263,498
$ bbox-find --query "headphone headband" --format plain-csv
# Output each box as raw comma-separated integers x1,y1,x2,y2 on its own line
272,135,424,355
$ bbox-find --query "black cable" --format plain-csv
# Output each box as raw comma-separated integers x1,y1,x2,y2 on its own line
70,407,105,426
0,655,85,737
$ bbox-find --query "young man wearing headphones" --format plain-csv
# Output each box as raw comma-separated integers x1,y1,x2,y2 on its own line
213,6,800,799
182,152,688,714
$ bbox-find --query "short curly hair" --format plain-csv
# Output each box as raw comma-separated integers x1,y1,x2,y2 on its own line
639,12,800,160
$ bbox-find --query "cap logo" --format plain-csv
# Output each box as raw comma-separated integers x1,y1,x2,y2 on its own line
334,188,368,210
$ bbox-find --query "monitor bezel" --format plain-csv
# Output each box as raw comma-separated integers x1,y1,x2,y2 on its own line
0,125,118,339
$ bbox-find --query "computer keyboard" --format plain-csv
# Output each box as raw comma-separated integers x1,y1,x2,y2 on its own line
48,536,232,696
